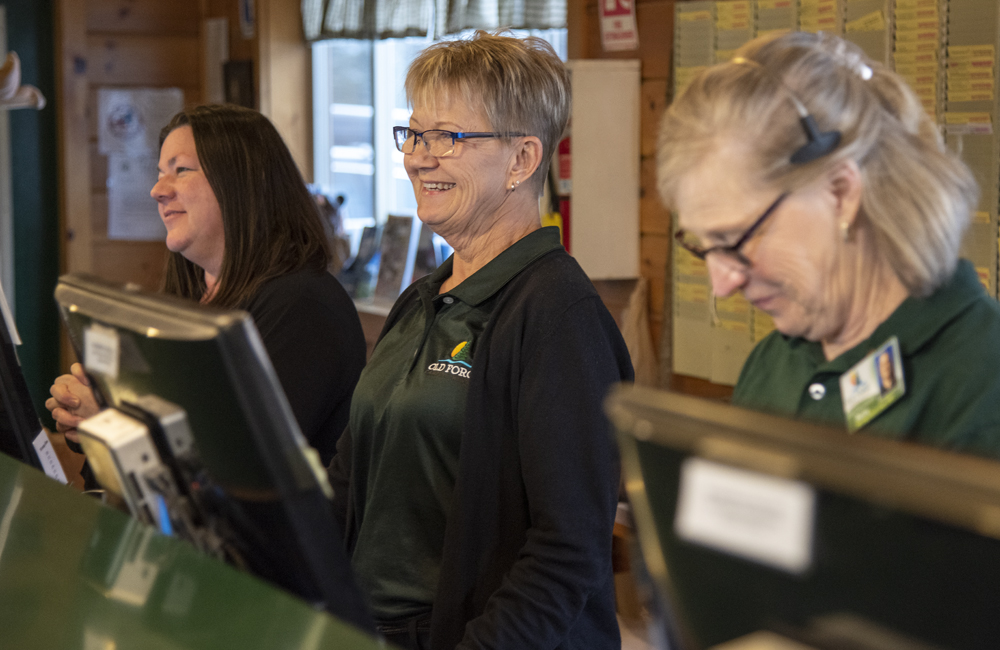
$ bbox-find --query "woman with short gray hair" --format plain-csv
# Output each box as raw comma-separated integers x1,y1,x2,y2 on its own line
658,30,1000,456
330,31,632,650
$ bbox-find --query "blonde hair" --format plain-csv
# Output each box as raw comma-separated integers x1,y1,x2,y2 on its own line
405,30,570,194
658,31,978,296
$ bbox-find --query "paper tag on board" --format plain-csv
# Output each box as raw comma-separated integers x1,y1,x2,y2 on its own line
32,431,68,484
84,324,120,380
674,457,815,574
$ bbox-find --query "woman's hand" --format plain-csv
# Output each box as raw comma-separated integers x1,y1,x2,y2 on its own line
45,364,99,444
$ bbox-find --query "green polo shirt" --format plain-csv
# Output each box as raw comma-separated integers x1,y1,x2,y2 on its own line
348,226,563,621
733,260,1000,458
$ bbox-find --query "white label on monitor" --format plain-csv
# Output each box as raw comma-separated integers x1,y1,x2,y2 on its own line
32,431,68,484
675,458,815,574
84,324,120,380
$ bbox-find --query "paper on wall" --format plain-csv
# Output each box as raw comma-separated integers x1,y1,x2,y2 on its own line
107,153,166,241
98,87,181,240
97,88,183,156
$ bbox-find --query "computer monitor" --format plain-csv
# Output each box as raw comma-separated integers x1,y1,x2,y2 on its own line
607,385,1000,650
54,273,374,633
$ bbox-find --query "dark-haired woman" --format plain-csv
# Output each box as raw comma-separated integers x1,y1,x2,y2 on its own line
47,105,365,467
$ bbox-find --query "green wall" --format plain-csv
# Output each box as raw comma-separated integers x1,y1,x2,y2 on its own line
4,0,60,419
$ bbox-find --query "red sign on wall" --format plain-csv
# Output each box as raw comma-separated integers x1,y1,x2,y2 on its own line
599,0,639,52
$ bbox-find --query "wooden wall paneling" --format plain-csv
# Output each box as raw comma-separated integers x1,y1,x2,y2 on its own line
57,0,94,276
92,241,170,290
85,34,202,86
90,190,167,290
670,374,733,399
592,280,639,330
640,233,668,335
91,192,168,291
640,157,670,235
257,0,313,180
634,0,674,80
640,79,668,158
656,237,672,386
86,0,202,35
568,0,592,59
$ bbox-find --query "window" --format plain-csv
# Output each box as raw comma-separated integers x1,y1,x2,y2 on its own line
311,30,567,252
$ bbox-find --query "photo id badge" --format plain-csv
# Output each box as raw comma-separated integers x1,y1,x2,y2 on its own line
839,336,905,432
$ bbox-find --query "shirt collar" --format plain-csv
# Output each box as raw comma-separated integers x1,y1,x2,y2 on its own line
793,260,985,373
423,227,564,307
871,259,984,355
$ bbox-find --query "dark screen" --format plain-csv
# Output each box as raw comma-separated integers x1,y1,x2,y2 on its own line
55,274,374,633
0,314,43,469
611,386,1000,650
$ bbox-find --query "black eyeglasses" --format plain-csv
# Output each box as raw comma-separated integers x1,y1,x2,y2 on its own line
393,127,526,158
675,192,790,267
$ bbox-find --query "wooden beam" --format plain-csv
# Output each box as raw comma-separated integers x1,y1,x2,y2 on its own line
55,0,93,275
86,0,202,35
257,0,313,181
86,34,202,86
567,0,590,59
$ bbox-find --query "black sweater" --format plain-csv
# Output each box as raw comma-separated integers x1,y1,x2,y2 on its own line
331,248,633,650
245,269,366,465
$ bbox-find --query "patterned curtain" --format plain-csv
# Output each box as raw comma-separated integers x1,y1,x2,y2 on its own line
303,0,564,41
445,0,564,35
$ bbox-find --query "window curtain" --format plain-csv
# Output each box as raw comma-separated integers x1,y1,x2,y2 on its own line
445,0,565,35
302,0,564,41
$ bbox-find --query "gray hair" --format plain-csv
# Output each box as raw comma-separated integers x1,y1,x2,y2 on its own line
658,31,978,296
405,30,570,195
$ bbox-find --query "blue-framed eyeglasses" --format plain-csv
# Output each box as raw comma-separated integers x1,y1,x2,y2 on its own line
392,127,526,158
674,192,790,267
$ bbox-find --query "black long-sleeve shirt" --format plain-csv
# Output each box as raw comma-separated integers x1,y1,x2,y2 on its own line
331,227,634,650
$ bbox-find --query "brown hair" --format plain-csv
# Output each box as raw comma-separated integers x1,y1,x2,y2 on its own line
658,31,978,296
405,30,570,194
159,105,329,308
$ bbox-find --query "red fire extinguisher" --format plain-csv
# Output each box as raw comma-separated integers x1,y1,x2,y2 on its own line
556,134,571,252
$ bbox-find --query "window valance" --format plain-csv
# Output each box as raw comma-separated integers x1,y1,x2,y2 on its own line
302,0,565,41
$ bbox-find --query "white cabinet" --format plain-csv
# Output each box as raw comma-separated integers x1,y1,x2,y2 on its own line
566,59,641,279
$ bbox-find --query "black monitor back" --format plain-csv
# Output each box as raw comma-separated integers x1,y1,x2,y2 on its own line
54,273,373,632
607,385,1000,650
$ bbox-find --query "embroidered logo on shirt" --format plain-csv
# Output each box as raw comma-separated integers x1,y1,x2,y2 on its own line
426,340,472,379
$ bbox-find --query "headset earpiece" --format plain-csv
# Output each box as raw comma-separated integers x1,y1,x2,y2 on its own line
790,115,841,164
731,55,842,165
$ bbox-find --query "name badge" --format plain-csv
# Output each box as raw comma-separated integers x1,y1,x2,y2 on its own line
839,336,905,432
